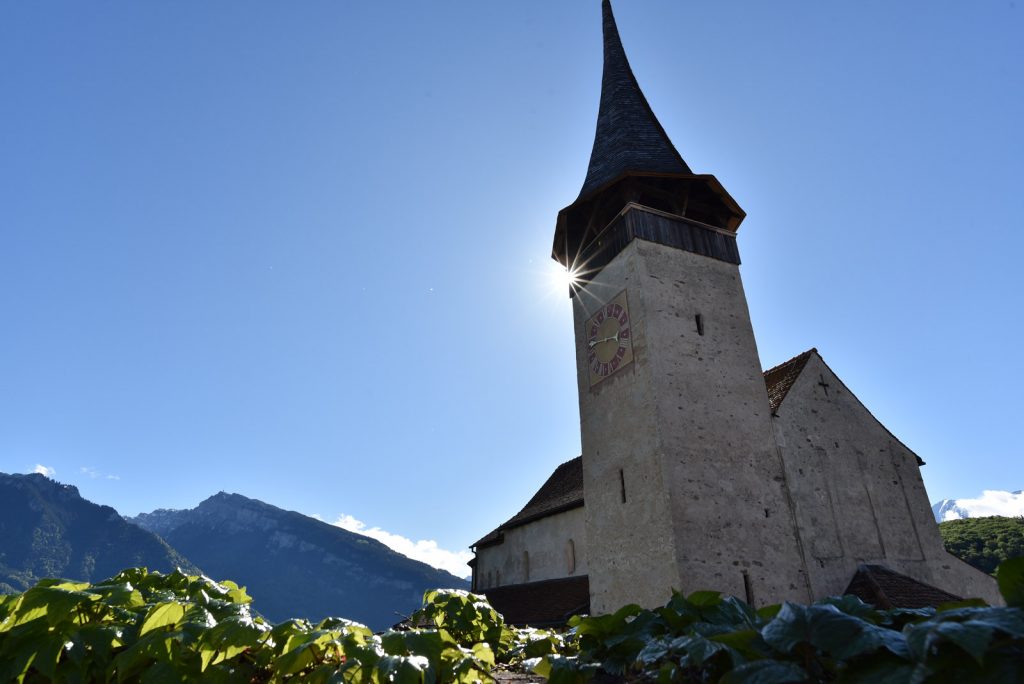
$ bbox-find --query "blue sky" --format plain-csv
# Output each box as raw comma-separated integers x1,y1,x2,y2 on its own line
2,1,1021,575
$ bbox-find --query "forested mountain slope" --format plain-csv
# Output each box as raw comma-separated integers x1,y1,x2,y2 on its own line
939,515,1024,575
0,472,199,592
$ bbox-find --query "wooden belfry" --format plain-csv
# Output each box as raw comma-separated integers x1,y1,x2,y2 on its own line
552,0,744,286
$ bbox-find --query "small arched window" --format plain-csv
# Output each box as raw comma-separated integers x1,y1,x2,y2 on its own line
566,539,576,575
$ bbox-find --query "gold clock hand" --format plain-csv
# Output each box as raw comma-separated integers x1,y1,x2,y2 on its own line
590,334,620,347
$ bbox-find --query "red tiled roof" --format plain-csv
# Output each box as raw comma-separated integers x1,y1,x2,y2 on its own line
844,564,962,609
483,575,591,627
763,348,816,411
473,457,584,548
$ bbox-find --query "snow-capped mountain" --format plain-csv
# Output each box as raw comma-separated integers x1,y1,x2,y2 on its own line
932,489,1024,522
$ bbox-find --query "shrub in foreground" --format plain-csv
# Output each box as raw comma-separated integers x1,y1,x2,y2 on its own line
0,568,565,683
0,558,1021,683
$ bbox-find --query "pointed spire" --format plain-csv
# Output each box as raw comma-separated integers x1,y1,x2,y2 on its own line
578,0,691,200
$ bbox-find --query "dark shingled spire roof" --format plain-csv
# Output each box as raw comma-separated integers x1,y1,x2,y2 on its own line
578,0,691,200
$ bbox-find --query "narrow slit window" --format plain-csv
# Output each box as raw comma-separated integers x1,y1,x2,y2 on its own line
695,314,704,336
742,571,755,606
619,469,627,503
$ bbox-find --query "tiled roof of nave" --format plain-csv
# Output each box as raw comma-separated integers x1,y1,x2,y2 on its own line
844,564,962,609
763,348,816,411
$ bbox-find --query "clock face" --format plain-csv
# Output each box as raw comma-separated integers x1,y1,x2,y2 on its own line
586,290,633,386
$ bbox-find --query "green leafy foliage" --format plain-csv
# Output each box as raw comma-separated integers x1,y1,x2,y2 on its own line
523,561,1024,684
939,516,1024,574
0,570,499,683
2,560,1023,682
997,556,1024,608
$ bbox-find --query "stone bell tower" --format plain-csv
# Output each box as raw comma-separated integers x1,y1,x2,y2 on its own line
555,0,811,612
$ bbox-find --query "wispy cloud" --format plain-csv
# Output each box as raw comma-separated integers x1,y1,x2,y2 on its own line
32,464,56,477
942,490,1024,520
332,515,472,579
81,467,120,481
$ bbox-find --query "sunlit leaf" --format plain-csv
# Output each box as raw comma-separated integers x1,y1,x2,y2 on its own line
139,602,186,636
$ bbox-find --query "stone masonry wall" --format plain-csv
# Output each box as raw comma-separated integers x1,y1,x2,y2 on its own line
573,238,684,612
473,507,586,591
772,353,1002,605
574,234,811,612
631,239,811,606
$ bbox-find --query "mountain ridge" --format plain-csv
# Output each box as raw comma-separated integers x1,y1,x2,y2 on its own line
0,472,199,592
128,490,469,629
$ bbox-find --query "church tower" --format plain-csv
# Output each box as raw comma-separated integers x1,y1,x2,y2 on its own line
556,1,811,612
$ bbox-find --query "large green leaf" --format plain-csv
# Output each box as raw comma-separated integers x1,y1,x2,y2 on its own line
720,659,807,684
0,621,51,683
678,634,736,667
821,595,881,621
835,653,914,684
140,661,187,684
89,581,146,609
11,585,100,628
905,620,993,663
701,595,761,630
687,591,723,607
139,602,186,636
376,653,431,684
111,631,179,682
531,655,596,684
710,628,767,660
996,556,1024,608
198,615,263,670
762,603,909,660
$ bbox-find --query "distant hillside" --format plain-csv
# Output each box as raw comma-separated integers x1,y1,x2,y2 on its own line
0,472,199,592
130,492,468,630
939,516,1024,575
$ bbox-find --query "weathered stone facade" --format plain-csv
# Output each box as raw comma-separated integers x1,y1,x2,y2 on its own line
572,236,810,613
472,506,586,591
771,352,1002,605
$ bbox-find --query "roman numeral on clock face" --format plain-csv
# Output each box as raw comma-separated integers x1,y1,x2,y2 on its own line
585,290,633,387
